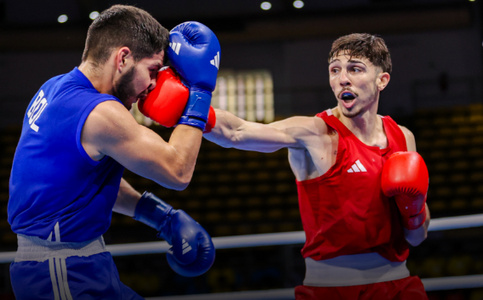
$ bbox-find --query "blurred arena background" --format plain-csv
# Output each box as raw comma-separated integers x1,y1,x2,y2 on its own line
1,0,483,298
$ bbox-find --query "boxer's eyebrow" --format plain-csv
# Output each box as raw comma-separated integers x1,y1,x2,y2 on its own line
347,58,366,66
328,58,340,65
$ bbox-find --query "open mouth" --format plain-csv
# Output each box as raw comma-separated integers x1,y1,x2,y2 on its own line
341,92,356,101
339,90,357,109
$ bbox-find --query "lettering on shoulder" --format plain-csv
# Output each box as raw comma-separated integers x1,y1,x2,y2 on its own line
27,90,48,132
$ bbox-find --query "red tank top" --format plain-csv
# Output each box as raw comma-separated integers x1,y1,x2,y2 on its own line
296,109,409,262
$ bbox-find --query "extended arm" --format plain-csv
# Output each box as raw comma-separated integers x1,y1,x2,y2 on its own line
204,108,312,153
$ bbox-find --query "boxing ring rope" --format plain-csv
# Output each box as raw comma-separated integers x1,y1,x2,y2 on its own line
1,213,482,298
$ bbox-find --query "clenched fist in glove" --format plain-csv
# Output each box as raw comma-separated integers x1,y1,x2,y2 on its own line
134,192,215,277
381,151,429,230
138,67,217,132
168,21,221,131
138,67,189,127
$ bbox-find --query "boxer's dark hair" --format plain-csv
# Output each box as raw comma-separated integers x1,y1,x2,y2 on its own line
82,5,169,64
328,33,392,74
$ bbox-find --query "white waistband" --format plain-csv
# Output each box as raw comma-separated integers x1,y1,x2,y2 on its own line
303,253,410,287
14,235,107,262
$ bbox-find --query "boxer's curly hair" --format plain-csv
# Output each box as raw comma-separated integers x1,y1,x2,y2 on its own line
82,5,169,65
328,33,392,74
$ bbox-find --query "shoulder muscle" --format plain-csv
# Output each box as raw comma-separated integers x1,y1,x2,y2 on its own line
398,125,416,151
82,100,140,160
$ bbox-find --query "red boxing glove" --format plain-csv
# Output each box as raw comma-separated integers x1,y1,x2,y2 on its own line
138,67,189,127
203,106,217,133
381,151,429,230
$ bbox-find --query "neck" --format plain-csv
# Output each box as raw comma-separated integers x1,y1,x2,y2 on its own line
78,59,116,95
333,106,387,148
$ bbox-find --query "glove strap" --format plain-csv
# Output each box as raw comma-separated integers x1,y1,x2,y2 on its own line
134,192,173,239
405,202,427,230
177,90,212,130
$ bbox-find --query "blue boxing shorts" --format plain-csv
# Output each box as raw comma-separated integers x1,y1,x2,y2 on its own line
10,235,143,300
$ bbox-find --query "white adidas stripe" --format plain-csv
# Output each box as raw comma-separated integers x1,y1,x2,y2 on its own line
170,42,181,55
182,239,193,255
347,159,367,173
49,257,73,300
355,160,367,172
210,51,220,69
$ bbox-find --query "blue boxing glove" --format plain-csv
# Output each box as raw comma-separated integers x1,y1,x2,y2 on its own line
168,21,221,131
134,192,215,277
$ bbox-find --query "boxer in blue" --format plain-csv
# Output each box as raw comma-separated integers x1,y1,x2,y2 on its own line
8,4,220,299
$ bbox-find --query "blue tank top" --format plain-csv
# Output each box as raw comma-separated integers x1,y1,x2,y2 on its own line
8,67,125,242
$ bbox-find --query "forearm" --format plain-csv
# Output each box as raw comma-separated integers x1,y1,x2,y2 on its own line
126,125,202,191
113,178,142,217
162,124,203,187
404,204,430,246
204,108,299,152
203,108,245,148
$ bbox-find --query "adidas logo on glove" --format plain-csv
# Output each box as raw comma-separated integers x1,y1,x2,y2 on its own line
210,51,220,69
182,238,192,255
169,43,220,70
170,42,181,55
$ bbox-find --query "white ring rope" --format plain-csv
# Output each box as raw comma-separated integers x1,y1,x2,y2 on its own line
111,212,483,255
426,213,483,231
1,213,482,295
0,213,482,262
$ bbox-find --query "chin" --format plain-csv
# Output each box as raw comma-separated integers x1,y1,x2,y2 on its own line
341,107,360,119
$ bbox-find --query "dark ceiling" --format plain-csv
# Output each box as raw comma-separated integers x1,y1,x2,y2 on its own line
0,0,478,51
0,0,473,26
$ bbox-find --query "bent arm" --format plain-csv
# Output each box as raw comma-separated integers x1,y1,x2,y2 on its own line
113,178,142,217
404,204,430,246
400,125,431,246
82,100,203,191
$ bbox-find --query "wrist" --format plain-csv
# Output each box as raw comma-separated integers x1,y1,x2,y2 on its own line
177,90,212,130
177,116,206,130
185,89,212,119
405,205,427,230
134,192,173,232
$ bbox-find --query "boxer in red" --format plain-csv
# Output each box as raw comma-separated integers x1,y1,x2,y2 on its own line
203,33,430,299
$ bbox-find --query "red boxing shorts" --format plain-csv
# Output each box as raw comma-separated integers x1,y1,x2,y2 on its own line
294,276,428,300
